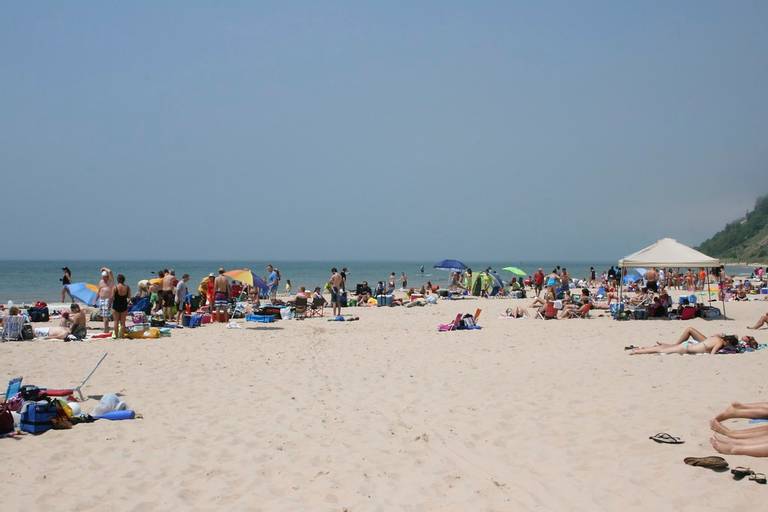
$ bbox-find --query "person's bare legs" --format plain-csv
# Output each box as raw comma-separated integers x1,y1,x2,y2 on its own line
675,326,707,344
113,310,120,337
711,433,768,457
630,344,688,355
710,418,768,439
716,403,768,421
119,311,128,339
747,313,768,330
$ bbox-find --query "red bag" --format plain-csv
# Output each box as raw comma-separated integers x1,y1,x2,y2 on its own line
680,306,696,320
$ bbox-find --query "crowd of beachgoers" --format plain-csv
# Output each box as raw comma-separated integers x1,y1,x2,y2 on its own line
3,262,768,476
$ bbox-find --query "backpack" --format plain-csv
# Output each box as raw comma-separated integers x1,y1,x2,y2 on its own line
21,324,34,340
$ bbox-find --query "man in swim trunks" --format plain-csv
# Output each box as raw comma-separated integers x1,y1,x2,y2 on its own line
162,268,175,320
97,267,114,333
329,267,343,316
266,264,279,301
214,268,230,315
645,267,658,293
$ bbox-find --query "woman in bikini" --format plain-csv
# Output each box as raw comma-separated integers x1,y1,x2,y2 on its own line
630,327,755,355
112,274,131,338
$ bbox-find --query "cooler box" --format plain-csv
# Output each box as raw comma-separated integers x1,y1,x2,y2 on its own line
761,288,768,295
188,314,203,328
246,314,275,323
20,400,58,434
376,295,393,307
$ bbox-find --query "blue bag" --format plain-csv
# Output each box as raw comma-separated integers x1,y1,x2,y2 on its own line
20,400,58,434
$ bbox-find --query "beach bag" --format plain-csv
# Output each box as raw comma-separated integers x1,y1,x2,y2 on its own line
21,324,34,340
28,306,49,322
0,403,14,435
702,307,721,320
680,306,696,320
20,399,58,434
632,308,647,320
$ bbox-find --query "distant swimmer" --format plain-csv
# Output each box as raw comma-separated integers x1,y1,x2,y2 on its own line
419,265,424,273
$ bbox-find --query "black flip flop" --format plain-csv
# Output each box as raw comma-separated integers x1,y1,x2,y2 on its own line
749,473,767,484
684,456,729,471
732,467,755,480
624,345,638,350
650,432,684,444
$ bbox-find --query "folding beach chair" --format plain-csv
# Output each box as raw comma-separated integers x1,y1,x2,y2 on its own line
2,377,22,402
1,353,108,402
438,314,463,332
308,297,325,318
537,301,558,320
229,301,248,319
294,296,308,320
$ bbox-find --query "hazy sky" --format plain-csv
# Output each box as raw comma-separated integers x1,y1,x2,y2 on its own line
2,2,766,261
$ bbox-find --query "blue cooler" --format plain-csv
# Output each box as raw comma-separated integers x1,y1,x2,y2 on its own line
20,400,58,434
376,295,393,307
610,303,624,319
188,314,203,328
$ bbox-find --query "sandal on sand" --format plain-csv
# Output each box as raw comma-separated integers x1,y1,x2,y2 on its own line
732,467,755,480
749,473,767,484
624,345,639,350
684,456,729,470
650,433,684,444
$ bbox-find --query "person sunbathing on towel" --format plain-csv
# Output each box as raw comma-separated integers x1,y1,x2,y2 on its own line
504,306,527,318
34,325,73,340
630,327,755,355
748,312,768,330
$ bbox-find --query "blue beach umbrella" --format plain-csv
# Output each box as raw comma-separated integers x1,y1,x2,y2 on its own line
66,282,99,305
433,259,467,272
622,269,643,284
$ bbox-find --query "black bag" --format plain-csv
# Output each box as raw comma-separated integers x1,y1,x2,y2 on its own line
28,307,50,322
21,324,34,340
20,385,42,401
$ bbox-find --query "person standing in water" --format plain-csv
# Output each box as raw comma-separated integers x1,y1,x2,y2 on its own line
60,266,72,303
401,272,408,290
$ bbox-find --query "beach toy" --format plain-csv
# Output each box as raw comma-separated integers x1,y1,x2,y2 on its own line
67,402,81,416
94,409,136,421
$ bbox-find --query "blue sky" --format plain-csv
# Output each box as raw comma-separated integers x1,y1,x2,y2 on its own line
1,1,766,260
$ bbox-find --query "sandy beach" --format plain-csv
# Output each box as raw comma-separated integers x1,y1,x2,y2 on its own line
2,296,767,511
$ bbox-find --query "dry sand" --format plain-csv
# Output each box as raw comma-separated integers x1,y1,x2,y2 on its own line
2,297,768,511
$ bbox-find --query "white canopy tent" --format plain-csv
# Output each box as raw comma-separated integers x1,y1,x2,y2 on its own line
619,238,720,268
618,238,725,317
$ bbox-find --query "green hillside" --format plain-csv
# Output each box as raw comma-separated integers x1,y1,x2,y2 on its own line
697,194,768,261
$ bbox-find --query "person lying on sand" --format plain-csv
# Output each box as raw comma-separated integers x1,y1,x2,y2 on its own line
503,306,527,318
748,312,768,330
629,327,756,355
